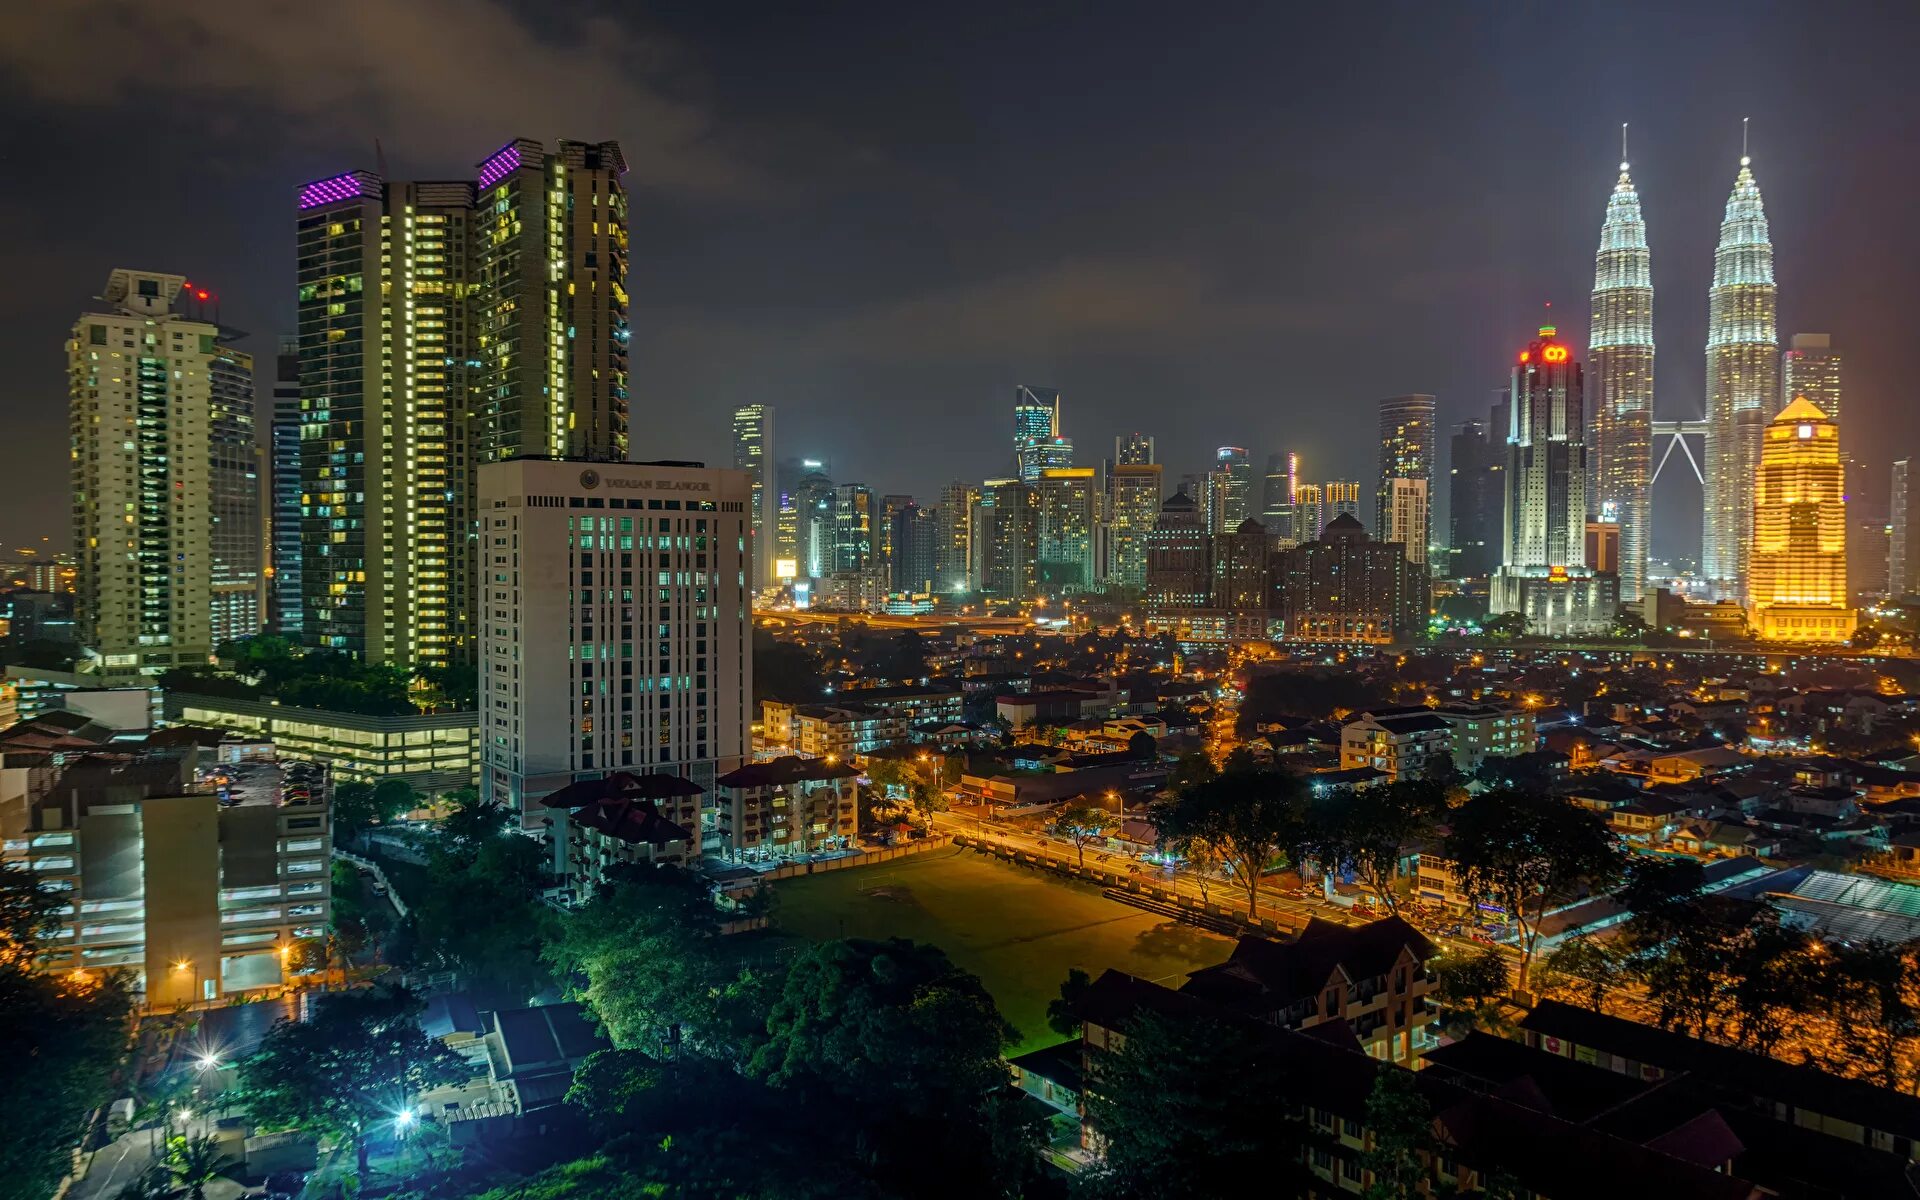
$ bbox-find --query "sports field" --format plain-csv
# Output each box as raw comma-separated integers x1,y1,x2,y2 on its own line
773,846,1234,1053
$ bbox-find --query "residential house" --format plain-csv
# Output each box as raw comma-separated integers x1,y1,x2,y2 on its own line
713,755,860,861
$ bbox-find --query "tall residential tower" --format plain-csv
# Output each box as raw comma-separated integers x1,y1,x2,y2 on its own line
1375,395,1435,557
1587,145,1654,602
731,405,775,586
1702,144,1779,600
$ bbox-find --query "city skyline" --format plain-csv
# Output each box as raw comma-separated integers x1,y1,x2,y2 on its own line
2,6,1915,559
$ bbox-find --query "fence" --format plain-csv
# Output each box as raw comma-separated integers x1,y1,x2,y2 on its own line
332,848,411,919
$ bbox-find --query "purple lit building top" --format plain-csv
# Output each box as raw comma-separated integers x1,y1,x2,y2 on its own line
297,171,379,210
478,139,542,192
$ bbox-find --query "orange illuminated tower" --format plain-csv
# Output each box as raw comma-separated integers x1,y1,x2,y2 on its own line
1747,397,1853,642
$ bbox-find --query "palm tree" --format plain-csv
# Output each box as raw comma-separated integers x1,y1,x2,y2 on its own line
166,1131,232,1200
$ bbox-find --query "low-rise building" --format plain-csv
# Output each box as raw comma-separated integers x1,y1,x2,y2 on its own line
4,733,330,1007
791,704,909,758
1430,703,1537,772
166,692,477,792
1180,918,1438,1063
713,755,860,861
1339,712,1451,781
536,773,702,892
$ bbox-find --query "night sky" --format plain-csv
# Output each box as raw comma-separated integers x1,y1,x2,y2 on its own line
5,1,1918,561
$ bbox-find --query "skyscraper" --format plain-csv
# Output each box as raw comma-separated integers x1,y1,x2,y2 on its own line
295,136,627,667
789,468,836,581
1385,478,1429,568
1292,483,1325,543
1375,395,1435,553
1144,490,1211,611
1782,333,1842,449
1447,419,1503,579
731,405,775,586
1748,398,1853,642
1115,432,1156,466
70,270,256,676
1891,460,1917,599
1588,147,1654,602
1324,482,1362,527
1210,446,1253,532
1105,463,1162,591
1035,467,1098,592
1261,452,1297,540
832,484,876,573
1702,144,1779,598
269,337,303,636
937,481,980,593
977,478,1038,600
469,139,631,464
889,501,939,595
1014,386,1064,481
1490,326,1615,633
477,458,751,820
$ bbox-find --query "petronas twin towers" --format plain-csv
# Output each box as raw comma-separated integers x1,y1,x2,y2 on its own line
1585,127,1779,603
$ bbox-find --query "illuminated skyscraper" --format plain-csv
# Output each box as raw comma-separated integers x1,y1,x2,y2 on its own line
294,136,626,666
976,478,1038,599
1782,333,1842,449
1324,482,1362,527
1891,461,1918,599
1115,432,1156,466
1210,446,1253,531
832,484,875,573
1385,478,1429,568
1748,398,1853,642
1375,395,1434,553
1587,145,1654,602
70,270,256,676
1702,142,1779,598
269,338,303,636
1036,467,1098,592
1014,386,1065,481
731,405,775,586
1491,326,1614,634
1105,463,1162,590
1261,452,1298,538
937,480,980,593
1292,483,1325,543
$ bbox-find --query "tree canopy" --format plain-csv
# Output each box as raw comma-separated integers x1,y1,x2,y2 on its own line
1153,767,1310,919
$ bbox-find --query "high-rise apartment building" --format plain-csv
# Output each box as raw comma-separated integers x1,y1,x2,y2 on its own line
476,458,752,823
1491,326,1614,634
1035,467,1098,592
70,270,256,676
1274,516,1425,643
976,478,1038,600
1782,334,1842,450
1702,150,1779,598
1115,432,1156,466
1105,463,1163,591
1375,395,1435,553
1145,491,1211,610
832,484,876,574
469,139,631,464
1385,478,1429,568
1588,153,1655,602
1892,461,1918,599
1292,483,1325,543
937,481,980,593
1210,446,1254,532
1325,482,1362,528
1748,398,1853,642
270,338,303,636
888,501,939,595
1262,452,1298,540
295,136,626,668
1448,419,1503,579
731,405,775,586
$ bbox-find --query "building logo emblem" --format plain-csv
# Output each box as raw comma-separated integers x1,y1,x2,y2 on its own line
579,469,600,490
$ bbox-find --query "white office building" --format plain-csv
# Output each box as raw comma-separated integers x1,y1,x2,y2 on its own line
478,458,753,841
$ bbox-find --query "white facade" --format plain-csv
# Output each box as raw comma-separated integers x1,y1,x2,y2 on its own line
478,459,753,836
1385,477,1429,567
71,270,254,677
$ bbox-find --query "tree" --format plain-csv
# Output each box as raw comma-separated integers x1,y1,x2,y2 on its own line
546,866,770,1058
1360,1067,1434,1200
1166,749,1217,792
166,1130,233,1200
1047,967,1094,1037
1539,934,1626,1012
1609,609,1651,642
751,938,1041,1198
1076,1007,1320,1199
753,630,826,704
408,814,554,1004
1153,769,1310,921
1306,780,1442,915
0,865,137,1200
1481,611,1530,640
1445,788,1621,992
1429,948,1511,1020
1050,803,1116,869
236,985,469,1176
330,778,416,842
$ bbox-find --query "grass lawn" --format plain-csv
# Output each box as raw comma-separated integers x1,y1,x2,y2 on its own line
773,846,1234,1053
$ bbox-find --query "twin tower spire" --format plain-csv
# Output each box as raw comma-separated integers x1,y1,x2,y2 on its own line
1586,121,1777,604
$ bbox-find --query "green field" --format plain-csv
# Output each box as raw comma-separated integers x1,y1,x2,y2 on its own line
773,847,1234,1053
